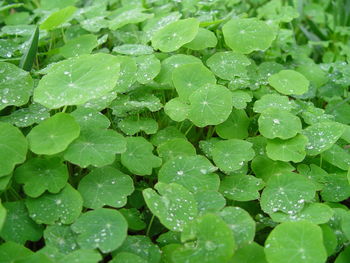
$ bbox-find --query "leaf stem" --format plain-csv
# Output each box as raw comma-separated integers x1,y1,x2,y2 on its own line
146,215,155,236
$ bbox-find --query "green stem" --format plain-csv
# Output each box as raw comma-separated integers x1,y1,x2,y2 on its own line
146,215,155,236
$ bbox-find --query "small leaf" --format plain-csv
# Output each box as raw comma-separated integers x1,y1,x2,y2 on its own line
321,144,350,170
78,166,134,209
113,44,153,56
216,109,250,139
27,113,80,155
71,208,128,253
321,173,350,202
231,242,267,263
19,26,39,71
164,98,190,122
143,182,198,231
265,221,327,263
40,6,77,30
118,116,158,135
0,242,33,262
194,190,226,214
60,34,98,58
44,225,78,254
268,70,309,95
157,138,196,161
134,54,161,84
183,28,217,50
59,249,102,263
253,94,295,113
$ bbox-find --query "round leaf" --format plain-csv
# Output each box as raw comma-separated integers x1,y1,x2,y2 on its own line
268,69,309,95
183,28,217,50
157,138,196,161
216,109,250,139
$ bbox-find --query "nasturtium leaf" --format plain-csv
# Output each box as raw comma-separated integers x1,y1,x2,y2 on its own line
81,90,117,111
194,190,226,214
335,246,350,263
113,44,153,56
111,252,146,263
320,225,338,257
251,155,294,182
114,55,137,93
253,94,295,113
60,34,98,58
119,208,146,231
14,252,53,263
265,221,327,263
231,90,253,109
328,208,350,245
118,116,158,135
63,128,126,168
0,242,33,262
302,122,345,155
0,122,28,177
71,208,127,253
258,109,302,139
59,249,102,263
164,98,190,122
183,28,217,50
0,103,50,128
150,126,186,146
321,144,350,170
158,155,219,193
321,173,350,202
157,138,196,161
26,113,80,155
14,157,68,198
266,134,308,163
70,108,110,130
172,213,235,263
0,201,43,244
0,62,33,110
134,55,161,84
270,203,334,224
155,54,201,86
220,174,264,201
231,242,267,263
113,235,161,263
216,109,250,139
219,206,255,247
34,53,120,109
143,11,181,40
143,182,197,231
222,18,275,54
108,7,153,30
268,69,309,95
297,164,328,191
44,225,78,254
151,18,199,52
260,172,316,214
26,184,83,225
172,63,216,101
41,0,77,10
40,6,77,30
206,51,250,80
81,16,109,33
78,166,134,209
188,84,233,127
212,139,255,173
121,137,162,176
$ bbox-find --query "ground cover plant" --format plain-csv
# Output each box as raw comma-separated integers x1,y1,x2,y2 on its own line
0,0,350,262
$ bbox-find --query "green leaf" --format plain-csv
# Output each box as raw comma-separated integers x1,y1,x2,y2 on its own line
265,221,327,263
266,134,308,163
206,51,250,80
34,53,120,109
41,0,77,10
260,172,316,214
119,209,146,231
14,252,53,263
40,6,77,30
183,28,217,50
194,190,226,215
26,184,83,225
158,155,219,193
19,26,39,71
108,7,153,30
121,137,162,176
113,44,153,56
0,202,5,231
134,54,161,84
44,225,78,254
78,166,134,209
321,144,350,170
188,84,233,127
212,139,255,173
0,62,33,110
60,34,98,58
70,108,110,130
114,55,137,93
63,128,126,168
0,201,43,244
219,174,264,201
302,122,345,155
321,173,350,202
231,242,268,263
150,126,186,146
164,98,190,122
172,213,235,263
172,63,216,101
0,122,28,177
258,109,302,139
58,249,102,263
151,18,199,52
297,164,328,191
27,113,80,155
231,90,253,109
268,70,309,95
219,207,255,248
0,242,33,262
113,235,161,263
14,157,68,198
222,18,275,54
143,182,198,231
270,203,334,224
216,109,250,139
253,94,295,113
71,208,128,253
111,252,147,263
157,138,196,161
335,246,350,263
119,116,158,135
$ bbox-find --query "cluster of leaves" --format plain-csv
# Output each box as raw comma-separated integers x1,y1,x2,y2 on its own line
0,0,350,262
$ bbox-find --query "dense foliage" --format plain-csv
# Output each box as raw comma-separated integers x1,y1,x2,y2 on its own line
0,0,350,262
